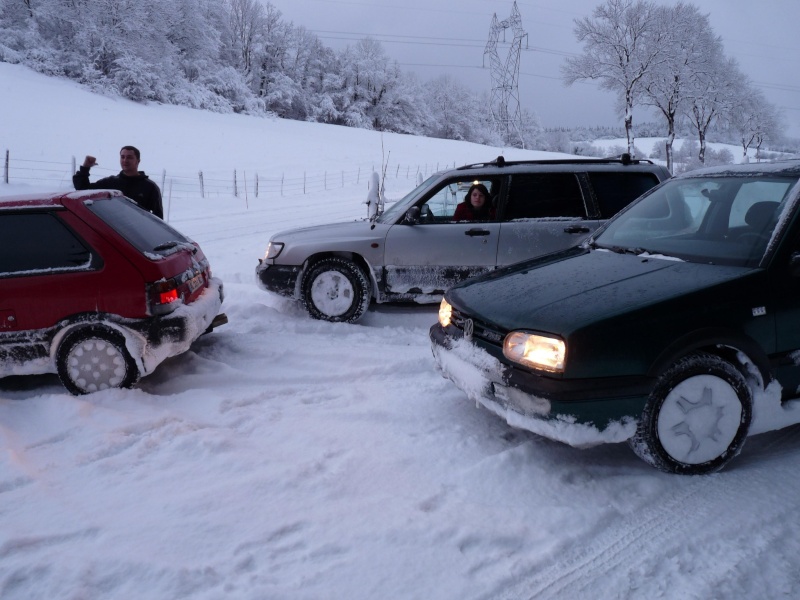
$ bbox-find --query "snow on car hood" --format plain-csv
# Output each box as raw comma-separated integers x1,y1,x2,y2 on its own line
447,247,756,334
270,219,377,244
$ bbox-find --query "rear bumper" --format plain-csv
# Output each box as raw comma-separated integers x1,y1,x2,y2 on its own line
0,279,227,381
255,261,300,297
134,277,226,375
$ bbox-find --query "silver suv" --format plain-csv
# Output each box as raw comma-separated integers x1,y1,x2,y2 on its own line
256,155,671,322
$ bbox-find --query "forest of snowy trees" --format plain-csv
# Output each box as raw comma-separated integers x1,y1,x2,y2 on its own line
0,0,792,161
0,0,505,145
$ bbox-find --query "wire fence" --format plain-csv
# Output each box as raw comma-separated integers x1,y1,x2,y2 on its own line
2,150,458,201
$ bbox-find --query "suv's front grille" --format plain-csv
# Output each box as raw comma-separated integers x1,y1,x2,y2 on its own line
451,308,506,347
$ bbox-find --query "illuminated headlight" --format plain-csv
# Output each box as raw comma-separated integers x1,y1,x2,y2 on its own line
503,331,565,373
264,242,284,260
438,298,452,327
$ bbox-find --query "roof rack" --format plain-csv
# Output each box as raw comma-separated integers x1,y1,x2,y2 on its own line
457,153,653,170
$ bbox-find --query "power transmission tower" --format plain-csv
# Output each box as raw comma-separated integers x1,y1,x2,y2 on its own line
484,1,528,148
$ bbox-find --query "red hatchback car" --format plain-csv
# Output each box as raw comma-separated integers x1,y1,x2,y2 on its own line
0,189,227,394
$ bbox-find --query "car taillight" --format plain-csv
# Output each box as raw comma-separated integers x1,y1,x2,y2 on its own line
159,288,180,304
148,279,181,315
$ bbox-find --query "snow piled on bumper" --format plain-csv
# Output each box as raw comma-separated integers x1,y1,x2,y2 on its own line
431,336,636,448
136,277,225,376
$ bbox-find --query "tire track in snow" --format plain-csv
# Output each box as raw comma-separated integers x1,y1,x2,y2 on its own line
486,457,800,600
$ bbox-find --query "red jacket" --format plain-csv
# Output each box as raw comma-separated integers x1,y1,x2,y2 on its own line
453,201,495,221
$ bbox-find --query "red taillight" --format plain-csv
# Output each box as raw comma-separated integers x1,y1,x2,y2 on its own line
148,279,182,315
159,289,180,304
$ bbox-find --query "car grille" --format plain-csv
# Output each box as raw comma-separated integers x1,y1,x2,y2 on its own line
451,308,506,347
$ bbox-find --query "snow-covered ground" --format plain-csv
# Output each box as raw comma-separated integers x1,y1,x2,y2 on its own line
3,63,800,600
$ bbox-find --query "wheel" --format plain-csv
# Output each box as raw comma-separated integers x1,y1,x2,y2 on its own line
629,353,752,475
300,257,371,323
56,325,140,395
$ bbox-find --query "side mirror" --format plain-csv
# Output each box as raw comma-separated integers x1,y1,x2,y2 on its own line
419,204,433,221
404,206,421,225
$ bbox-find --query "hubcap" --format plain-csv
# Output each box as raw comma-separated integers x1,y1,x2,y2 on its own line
310,271,354,317
657,374,743,464
67,338,127,392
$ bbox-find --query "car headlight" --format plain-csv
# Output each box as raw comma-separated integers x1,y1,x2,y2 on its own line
265,242,284,260
503,331,565,373
438,298,452,327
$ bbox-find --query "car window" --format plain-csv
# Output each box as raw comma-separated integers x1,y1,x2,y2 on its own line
379,173,440,223
86,196,192,253
586,171,662,218
421,178,498,221
504,173,585,220
727,181,790,229
0,212,94,276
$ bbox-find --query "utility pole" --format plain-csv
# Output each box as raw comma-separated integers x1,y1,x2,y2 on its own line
484,1,528,148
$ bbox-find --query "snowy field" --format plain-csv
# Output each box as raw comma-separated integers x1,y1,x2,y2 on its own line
3,63,800,599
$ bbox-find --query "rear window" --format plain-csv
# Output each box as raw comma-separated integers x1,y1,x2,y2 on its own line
505,173,586,220
587,172,662,218
0,212,95,276
86,197,191,254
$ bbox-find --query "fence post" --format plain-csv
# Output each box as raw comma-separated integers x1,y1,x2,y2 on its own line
255,173,259,198
167,180,173,222
4,150,9,183
303,172,306,194
198,171,204,198
161,169,166,192
233,170,238,197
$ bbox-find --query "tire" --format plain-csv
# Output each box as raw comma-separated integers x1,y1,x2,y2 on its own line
629,353,752,475
56,325,140,395
300,257,371,323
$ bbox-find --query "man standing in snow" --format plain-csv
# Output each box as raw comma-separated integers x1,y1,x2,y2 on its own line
73,146,164,218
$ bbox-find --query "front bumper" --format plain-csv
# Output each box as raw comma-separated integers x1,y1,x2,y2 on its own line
255,261,300,297
430,323,646,447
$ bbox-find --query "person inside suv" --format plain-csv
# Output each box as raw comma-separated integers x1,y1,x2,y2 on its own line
453,183,495,221
73,145,164,218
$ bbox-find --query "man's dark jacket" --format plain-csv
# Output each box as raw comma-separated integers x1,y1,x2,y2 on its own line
73,167,164,218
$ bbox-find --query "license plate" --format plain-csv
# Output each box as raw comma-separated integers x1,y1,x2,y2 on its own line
186,273,204,293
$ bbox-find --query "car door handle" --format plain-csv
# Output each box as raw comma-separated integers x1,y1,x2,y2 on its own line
564,225,591,234
465,229,491,237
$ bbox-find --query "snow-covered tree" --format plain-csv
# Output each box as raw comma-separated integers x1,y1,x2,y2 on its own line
425,75,474,141
726,84,783,162
684,52,742,164
562,0,666,157
640,3,720,173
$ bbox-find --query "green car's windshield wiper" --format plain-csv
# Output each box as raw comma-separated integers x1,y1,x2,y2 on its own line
594,243,648,256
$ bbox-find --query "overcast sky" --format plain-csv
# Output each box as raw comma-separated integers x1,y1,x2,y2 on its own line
268,0,800,139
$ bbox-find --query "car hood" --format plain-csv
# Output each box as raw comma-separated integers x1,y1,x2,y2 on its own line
447,247,754,334
270,219,380,243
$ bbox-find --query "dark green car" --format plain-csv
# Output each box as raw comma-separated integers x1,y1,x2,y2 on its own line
430,160,800,474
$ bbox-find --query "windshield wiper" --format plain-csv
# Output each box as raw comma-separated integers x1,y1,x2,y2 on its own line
153,240,198,254
595,244,648,255
154,241,179,251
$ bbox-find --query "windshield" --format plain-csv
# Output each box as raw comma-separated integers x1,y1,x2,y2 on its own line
377,173,441,223
594,174,800,267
